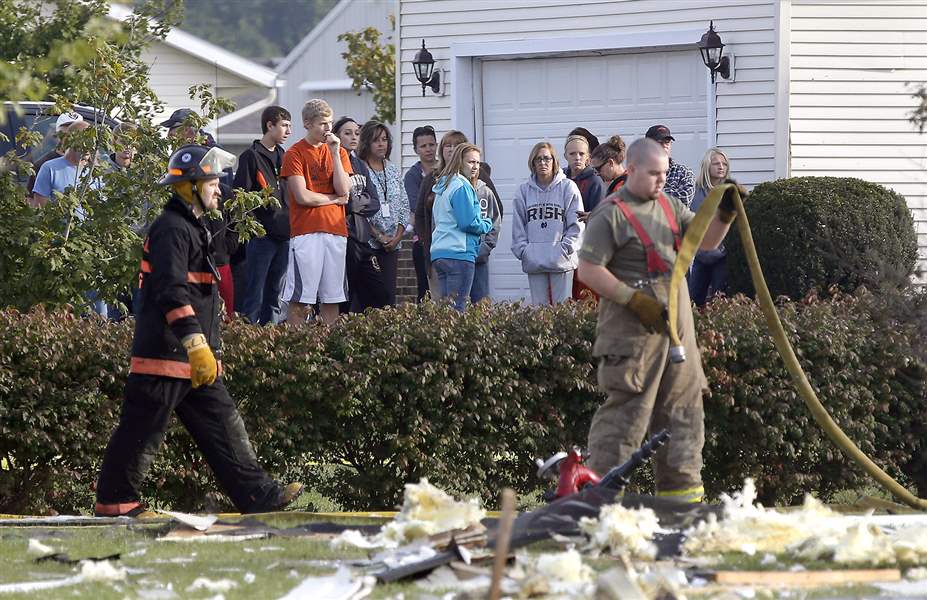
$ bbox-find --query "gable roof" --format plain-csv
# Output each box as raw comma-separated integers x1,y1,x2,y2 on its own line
275,0,352,74
108,3,281,89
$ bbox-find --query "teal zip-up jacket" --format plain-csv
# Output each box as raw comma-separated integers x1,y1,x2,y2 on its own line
430,174,493,263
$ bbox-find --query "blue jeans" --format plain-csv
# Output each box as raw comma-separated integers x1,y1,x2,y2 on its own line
242,236,289,324
688,256,728,307
470,260,490,303
84,290,108,319
433,258,475,312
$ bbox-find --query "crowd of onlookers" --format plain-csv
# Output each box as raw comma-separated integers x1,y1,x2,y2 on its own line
27,97,738,323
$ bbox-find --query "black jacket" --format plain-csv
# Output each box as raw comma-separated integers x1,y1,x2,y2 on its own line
233,140,289,241
131,195,222,379
205,183,239,267
347,153,381,245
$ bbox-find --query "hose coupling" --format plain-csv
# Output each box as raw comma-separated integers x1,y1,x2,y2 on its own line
669,345,687,363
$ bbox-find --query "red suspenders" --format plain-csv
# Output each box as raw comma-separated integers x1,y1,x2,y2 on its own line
611,193,680,276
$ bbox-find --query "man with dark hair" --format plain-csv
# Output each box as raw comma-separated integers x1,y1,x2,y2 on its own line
234,105,292,324
645,124,695,207
403,125,437,301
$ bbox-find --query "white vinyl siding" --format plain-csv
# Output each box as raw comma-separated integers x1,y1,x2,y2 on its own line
278,0,394,141
398,0,780,187
789,0,927,269
142,43,256,130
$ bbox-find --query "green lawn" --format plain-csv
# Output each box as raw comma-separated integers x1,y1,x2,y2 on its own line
0,517,417,599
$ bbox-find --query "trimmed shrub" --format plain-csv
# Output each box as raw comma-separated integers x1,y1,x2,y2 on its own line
0,294,924,514
726,177,919,300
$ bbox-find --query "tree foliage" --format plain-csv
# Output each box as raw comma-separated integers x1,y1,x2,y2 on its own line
338,18,396,124
726,177,919,301
164,0,338,62
0,0,275,313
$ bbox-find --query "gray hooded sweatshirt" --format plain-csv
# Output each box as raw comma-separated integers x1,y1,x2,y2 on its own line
474,178,502,264
511,170,584,274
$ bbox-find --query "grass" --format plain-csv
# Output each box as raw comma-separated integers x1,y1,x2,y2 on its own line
0,519,403,600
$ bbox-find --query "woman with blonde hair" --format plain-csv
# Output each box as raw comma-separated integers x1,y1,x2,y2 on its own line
414,130,501,295
511,141,584,305
563,134,604,215
429,143,494,310
688,147,732,306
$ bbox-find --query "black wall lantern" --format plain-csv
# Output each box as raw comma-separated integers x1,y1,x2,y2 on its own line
412,39,442,96
698,21,732,83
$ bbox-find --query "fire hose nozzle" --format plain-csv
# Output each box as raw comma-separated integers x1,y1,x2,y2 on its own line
669,345,686,363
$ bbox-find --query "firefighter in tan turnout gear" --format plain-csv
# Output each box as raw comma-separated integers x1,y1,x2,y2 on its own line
95,144,303,517
577,137,735,504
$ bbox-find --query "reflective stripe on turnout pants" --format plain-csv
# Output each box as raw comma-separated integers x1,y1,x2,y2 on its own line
586,278,707,500
96,374,282,513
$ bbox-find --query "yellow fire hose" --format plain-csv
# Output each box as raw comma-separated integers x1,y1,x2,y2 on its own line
667,183,927,510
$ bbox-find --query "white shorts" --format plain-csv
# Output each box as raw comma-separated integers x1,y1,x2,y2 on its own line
283,232,347,304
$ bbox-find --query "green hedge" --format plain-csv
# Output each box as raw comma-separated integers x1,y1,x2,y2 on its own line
726,177,919,300
1,295,925,514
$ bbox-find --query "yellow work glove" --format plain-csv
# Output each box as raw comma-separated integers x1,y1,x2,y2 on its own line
627,291,667,333
718,179,746,224
182,333,217,388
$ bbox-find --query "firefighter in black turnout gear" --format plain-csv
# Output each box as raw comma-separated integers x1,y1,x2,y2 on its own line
95,144,303,517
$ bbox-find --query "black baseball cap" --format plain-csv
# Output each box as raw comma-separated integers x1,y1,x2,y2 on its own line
645,124,675,142
160,108,195,129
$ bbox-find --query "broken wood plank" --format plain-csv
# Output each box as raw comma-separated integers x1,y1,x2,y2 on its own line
705,569,901,586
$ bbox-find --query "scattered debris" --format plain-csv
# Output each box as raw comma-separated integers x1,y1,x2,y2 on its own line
595,565,649,600
684,479,927,567
683,479,844,556
79,559,127,582
517,549,595,597
331,529,383,550
278,567,375,600
579,503,662,559
35,551,121,565
159,510,218,531
0,558,126,593
185,577,238,592
376,544,437,569
700,568,901,586
379,479,485,547
0,574,84,594
26,538,54,555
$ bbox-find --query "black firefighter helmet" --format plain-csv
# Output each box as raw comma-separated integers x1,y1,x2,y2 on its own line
158,144,237,186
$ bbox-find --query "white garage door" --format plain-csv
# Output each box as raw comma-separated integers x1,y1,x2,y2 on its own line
481,50,709,301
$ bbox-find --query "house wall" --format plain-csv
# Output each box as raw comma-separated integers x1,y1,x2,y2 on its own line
142,42,253,131
397,0,782,187
279,0,394,140
789,0,927,269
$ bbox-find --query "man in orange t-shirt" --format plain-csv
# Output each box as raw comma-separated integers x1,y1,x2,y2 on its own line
281,99,352,325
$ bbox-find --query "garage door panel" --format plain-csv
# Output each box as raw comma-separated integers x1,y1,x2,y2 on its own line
481,51,708,301
637,56,666,103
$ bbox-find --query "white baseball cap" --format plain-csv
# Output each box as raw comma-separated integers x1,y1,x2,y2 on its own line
55,112,84,132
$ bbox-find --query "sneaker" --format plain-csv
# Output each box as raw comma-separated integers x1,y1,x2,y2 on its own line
94,502,160,519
